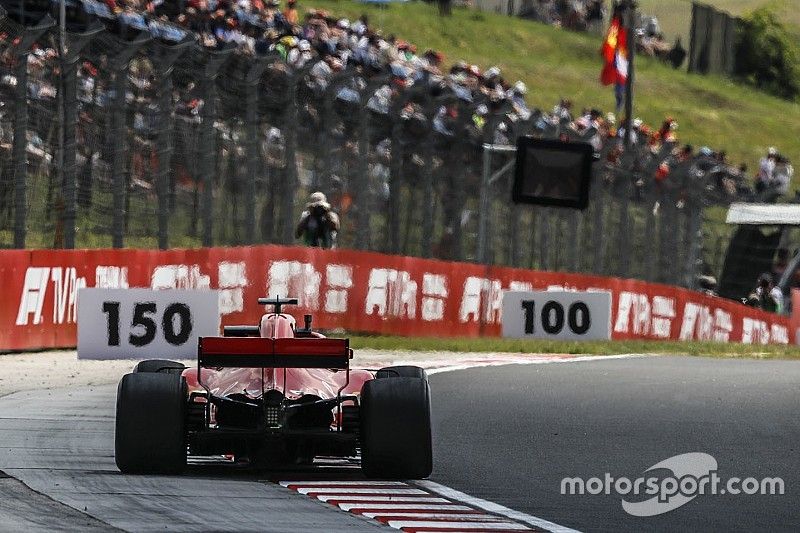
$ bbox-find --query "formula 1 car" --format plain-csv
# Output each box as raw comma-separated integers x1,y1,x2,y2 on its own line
114,297,432,479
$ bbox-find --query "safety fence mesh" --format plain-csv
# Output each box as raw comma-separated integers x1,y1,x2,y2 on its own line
0,8,757,289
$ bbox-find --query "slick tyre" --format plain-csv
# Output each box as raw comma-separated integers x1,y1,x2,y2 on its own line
133,359,186,375
115,372,187,474
375,365,428,381
360,377,432,479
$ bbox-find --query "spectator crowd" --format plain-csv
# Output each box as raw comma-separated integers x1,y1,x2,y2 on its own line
0,0,794,272
2,0,790,207
521,0,606,32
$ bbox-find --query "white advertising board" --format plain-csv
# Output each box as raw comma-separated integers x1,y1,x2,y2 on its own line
77,288,220,360
502,291,612,341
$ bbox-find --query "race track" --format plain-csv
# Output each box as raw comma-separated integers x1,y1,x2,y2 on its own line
430,356,800,532
0,386,380,532
0,355,797,532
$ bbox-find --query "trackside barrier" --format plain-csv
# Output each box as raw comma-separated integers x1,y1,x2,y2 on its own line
0,245,791,351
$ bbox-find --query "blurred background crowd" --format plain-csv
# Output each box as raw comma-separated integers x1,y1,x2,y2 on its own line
0,0,791,301
4,0,792,207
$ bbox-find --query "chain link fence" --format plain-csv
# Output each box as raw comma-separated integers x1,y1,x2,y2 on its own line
0,7,751,289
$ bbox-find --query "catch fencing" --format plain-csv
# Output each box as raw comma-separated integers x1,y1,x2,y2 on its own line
0,8,747,289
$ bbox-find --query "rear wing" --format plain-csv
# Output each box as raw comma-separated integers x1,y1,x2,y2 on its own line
198,337,352,369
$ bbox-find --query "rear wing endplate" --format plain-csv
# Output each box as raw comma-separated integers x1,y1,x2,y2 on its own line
198,337,352,369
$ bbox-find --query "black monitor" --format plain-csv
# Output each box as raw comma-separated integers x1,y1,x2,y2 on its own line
512,137,593,209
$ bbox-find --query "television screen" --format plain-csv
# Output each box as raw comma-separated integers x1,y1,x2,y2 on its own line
512,138,593,209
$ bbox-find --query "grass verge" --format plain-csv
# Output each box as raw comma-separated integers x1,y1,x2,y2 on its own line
349,335,800,359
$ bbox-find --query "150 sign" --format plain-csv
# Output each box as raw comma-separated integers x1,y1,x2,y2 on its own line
502,291,612,340
78,289,220,360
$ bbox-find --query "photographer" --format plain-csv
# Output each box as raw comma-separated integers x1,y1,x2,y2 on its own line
745,273,783,313
295,192,340,249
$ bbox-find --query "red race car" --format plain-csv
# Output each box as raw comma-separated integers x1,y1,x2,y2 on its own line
114,297,432,479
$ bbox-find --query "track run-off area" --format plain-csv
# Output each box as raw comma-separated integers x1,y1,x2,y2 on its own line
0,352,798,532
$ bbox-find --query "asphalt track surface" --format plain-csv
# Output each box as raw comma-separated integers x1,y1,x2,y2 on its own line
430,356,800,532
0,355,797,531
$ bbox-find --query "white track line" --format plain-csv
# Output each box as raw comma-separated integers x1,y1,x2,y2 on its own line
417,480,581,533
280,480,407,487
373,515,507,523
295,487,428,495
425,353,649,375
363,513,490,519
386,520,529,530
339,503,474,512
317,496,451,503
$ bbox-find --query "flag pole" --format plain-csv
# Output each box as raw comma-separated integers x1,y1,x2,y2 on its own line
623,0,636,148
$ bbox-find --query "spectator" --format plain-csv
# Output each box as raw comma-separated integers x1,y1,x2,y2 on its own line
755,147,777,193
746,272,783,313
585,0,605,33
295,192,340,248
697,274,718,296
283,0,298,25
507,81,531,120
667,38,687,69
771,154,793,196
552,99,573,122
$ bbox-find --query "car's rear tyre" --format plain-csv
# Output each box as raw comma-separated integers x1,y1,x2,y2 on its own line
115,372,187,474
376,365,427,381
133,359,186,374
360,377,432,479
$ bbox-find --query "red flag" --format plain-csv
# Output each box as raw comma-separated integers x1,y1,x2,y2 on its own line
600,15,628,86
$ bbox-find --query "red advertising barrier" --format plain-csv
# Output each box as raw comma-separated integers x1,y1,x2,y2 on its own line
0,245,792,351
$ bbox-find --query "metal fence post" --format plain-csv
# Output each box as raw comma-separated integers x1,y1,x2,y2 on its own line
567,210,580,272
151,37,193,250
508,205,520,267
592,188,605,274
526,209,538,268
10,16,54,248
616,181,631,277
353,89,370,250
420,93,446,259
60,22,103,249
11,51,29,249
658,196,676,284
645,199,658,282
280,65,303,245
477,144,492,264
354,76,387,251
195,47,232,247
104,32,150,248
110,69,127,248
538,209,550,270
198,79,215,247
241,56,268,244
385,90,408,255
684,201,703,288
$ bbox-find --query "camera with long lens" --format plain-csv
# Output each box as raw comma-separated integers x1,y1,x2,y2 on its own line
310,204,329,219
